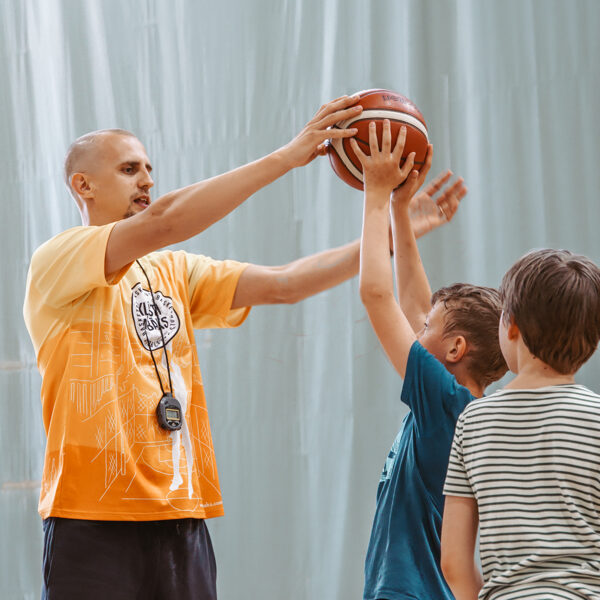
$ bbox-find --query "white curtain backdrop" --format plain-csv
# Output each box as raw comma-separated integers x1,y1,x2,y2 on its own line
2,1,599,598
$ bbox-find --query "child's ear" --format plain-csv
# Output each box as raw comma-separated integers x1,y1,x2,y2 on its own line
506,318,520,341
445,335,467,364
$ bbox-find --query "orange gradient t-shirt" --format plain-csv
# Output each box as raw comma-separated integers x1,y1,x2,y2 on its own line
23,224,249,520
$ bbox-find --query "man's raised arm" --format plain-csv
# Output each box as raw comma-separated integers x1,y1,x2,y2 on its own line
104,96,363,278
229,188,470,309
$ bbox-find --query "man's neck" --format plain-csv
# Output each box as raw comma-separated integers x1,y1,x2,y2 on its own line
77,203,91,226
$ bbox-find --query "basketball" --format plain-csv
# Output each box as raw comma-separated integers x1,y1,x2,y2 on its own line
327,89,429,191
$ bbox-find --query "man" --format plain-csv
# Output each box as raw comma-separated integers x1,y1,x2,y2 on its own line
24,96,452,599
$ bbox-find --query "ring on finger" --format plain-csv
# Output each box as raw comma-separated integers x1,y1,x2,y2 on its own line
438,205,448,220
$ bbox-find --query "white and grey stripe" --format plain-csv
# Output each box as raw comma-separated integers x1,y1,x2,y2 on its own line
444,385,600,599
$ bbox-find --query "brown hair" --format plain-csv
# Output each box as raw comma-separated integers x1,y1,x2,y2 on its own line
431,284,508,388
500,248,600,374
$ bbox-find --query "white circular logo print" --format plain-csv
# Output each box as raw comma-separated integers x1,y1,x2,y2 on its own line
131,283,181,351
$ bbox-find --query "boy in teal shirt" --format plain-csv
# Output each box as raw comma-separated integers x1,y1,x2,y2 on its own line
353,122,507,599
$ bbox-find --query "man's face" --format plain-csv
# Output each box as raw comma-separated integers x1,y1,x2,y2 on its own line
417,301,451,363
85,134,154,224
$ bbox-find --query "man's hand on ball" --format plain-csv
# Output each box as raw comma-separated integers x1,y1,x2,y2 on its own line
350,121,415,198
280,95,362,168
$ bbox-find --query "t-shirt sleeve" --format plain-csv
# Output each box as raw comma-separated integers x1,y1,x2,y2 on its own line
183,252,251,329
401,340,473,430
26,224,131,309
443,411,475,497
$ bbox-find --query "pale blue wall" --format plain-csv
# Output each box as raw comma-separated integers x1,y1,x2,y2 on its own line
1,1,599,598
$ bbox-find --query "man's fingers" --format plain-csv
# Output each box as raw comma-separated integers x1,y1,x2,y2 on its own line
314,94,361,120
316,142,328,156
328,126,359,139
316,103,362,130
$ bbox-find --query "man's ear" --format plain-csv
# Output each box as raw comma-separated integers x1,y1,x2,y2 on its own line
445,335,467,364
71,173,94,199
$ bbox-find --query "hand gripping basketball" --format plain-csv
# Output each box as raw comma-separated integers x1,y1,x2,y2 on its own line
327,89,429,190
280,95,363,168
350,120,416,193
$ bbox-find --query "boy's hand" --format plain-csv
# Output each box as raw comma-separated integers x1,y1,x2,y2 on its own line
404,170,468,238
350,120,416,198
391,143,433,210
280,95,362,168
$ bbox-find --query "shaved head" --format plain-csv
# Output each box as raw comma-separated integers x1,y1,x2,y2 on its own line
64,129,137,197
63,130,153,225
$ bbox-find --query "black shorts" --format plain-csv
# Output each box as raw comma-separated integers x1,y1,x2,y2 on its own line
42,517,217,600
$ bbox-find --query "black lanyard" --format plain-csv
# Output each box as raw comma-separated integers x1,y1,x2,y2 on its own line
136,259,182,431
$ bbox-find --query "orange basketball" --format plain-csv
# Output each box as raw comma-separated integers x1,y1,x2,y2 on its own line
327,89,429,191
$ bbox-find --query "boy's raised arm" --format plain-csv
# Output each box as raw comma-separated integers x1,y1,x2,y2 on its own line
391,160,467,334
352,122,418,378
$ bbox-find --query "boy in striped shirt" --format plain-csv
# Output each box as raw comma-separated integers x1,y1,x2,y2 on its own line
442,249,600,600
354,122,508,600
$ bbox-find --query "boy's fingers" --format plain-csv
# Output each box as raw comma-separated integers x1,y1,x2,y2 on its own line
417,144,434,182
423,167,452,197
399,152,416,180
349,137,366,162
438,197,458,221
446,177,467,199
416,149,433,185
393,125,408,158
368,122,379,154
393,169,420,195
437,182,467,221
382,120,392,154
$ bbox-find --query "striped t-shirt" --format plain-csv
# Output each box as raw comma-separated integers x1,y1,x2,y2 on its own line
443,384,600,600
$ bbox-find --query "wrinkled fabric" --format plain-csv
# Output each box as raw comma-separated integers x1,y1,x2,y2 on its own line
2,1,600,599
